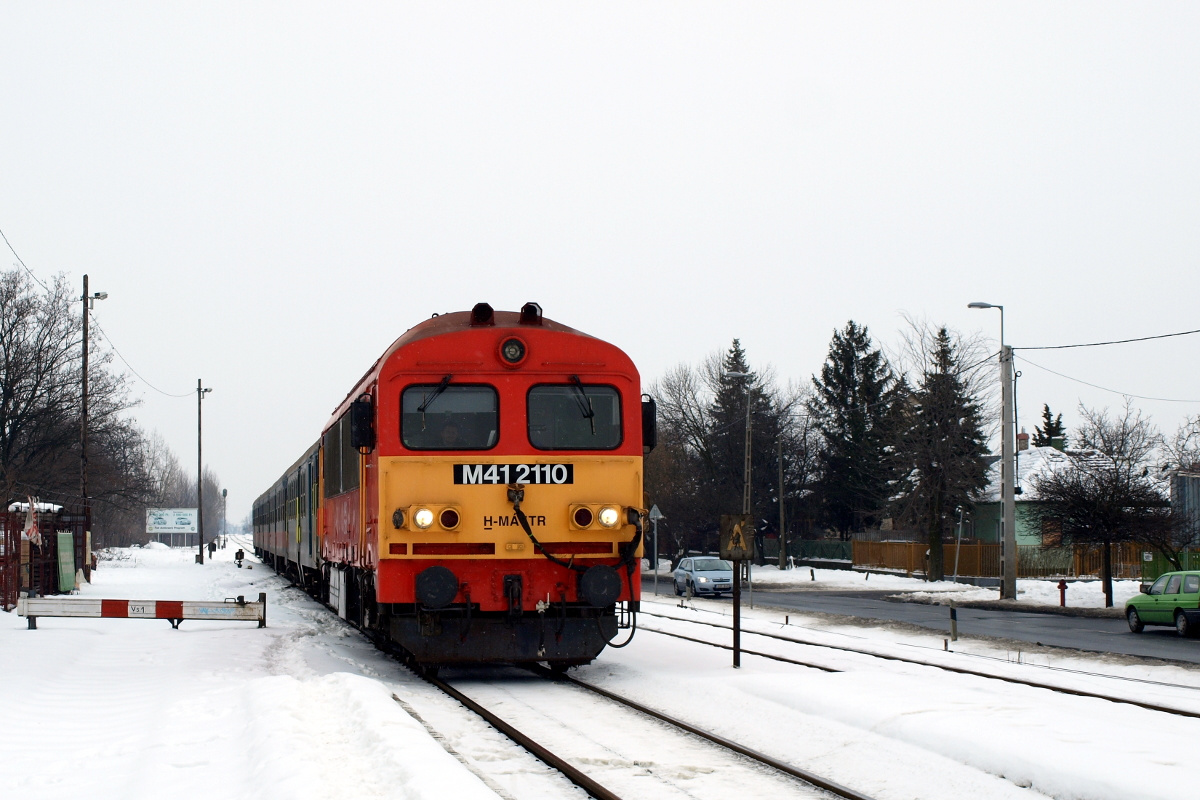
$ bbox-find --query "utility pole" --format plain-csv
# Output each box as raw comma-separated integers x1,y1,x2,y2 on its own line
740,375,753,606
743,383,752,516
197,379,212,563
969,301,1017,600
80,275,106,539
81,275,89,524
778,439,787,569
1001,344,1017,599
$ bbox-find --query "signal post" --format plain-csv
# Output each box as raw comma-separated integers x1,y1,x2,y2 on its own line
720,514,755,669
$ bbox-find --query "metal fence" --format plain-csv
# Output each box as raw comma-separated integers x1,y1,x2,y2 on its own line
794,540,853,562
851,540,1148,580
0,511,88,611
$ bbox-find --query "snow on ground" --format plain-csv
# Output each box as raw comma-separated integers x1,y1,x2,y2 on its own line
2,543,1195,800
1,541,500,800
649,560,1143,608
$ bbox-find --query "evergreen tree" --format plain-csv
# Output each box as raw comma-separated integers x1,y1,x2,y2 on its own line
645,341,789,561
807,322,895,537
708,340,783,561
1033,404,1067,447
890,328,990,581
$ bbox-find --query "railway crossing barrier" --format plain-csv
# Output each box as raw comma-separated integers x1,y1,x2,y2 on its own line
17,592,267,630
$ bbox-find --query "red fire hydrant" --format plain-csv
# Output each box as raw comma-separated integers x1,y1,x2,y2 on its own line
1058,579,1068,607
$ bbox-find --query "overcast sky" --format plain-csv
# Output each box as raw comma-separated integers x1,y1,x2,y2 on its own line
3,3,1198,522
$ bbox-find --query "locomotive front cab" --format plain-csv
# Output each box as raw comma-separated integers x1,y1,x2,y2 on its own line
370,308,645,665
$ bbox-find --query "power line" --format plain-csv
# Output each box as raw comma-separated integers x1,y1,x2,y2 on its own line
1015,354,1200,404
89,312,194,398
1015,328,1200,351
957,350,1001,376
0,225,50,292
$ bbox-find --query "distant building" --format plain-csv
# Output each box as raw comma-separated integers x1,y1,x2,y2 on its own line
973,444,1084,546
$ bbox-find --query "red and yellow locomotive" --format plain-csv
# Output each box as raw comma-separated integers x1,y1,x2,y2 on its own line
254,303,652,666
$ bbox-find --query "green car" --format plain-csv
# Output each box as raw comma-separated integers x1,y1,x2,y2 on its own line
1125,571,1200,637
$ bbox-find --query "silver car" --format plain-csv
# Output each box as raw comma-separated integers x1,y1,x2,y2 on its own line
673,557,734,597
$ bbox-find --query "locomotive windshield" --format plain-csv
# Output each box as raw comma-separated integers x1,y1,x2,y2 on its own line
528,384,621,450
402,384,498,450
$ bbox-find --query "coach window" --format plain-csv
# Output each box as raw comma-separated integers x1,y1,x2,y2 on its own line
528,384,622,450
402,384,498,450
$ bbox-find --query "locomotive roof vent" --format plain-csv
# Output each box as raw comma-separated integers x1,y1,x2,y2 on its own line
470,303,495,326
519,302,543,325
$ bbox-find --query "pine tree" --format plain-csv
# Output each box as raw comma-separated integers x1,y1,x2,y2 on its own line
890,328,990,581
1033,404,1067,447
807,322,895,537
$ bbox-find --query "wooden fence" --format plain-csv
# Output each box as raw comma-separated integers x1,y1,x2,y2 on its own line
852,540,1147,580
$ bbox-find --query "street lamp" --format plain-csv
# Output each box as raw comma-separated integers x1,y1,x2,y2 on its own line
197,380,213,564
81,275,107,541
968,301,1017,600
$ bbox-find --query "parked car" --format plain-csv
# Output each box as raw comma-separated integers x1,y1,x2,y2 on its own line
673,557,734,597
1125,570,1200,637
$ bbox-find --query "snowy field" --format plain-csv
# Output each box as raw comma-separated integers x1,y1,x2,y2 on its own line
650,561,1143,609
2,543,1196,800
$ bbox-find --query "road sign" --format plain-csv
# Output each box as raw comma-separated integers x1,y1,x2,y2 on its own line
719,514,755,561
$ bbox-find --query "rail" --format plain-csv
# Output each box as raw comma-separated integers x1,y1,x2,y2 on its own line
640,609,1200,720
529,664,877,800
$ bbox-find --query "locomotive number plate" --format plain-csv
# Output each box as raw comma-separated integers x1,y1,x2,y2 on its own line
454,463,574,485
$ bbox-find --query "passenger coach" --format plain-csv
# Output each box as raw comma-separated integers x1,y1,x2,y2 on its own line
254,302,653,667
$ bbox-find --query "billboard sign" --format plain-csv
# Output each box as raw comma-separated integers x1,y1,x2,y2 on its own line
146,508,198,534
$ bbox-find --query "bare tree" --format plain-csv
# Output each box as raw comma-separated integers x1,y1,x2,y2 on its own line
0,269,139,509
1029,400,1171,607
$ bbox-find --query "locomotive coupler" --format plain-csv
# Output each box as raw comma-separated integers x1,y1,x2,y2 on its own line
504,574,523,622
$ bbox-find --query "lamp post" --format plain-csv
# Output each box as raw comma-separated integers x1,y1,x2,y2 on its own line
222,487,228,549
968,302,1017,600
80,275,107,540
197,380,212,564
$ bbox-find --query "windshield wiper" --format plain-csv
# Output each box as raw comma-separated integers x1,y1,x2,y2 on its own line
418,375,452,429
569,375,596,435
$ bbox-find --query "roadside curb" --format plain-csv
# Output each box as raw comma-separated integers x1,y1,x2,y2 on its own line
894,595,1125,619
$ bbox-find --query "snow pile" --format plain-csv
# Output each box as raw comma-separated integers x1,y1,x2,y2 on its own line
906,578,1143,608
659,562,1143,608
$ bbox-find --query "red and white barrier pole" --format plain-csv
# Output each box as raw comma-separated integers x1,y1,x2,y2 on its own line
18,593,267,629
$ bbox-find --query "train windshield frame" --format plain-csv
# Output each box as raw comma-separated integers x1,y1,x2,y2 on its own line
527,383,622,450
401,384,499,450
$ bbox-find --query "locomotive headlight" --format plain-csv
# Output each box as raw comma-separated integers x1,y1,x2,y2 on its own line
413,507,435,529
598,505,621,528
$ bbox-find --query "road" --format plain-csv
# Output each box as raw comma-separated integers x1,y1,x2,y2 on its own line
640,576,1200,665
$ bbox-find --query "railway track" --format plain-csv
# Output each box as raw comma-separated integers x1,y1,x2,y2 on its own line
639,607,1200,721
411,663,877,800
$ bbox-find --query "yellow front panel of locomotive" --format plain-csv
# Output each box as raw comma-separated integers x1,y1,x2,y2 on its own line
377,455,643,558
